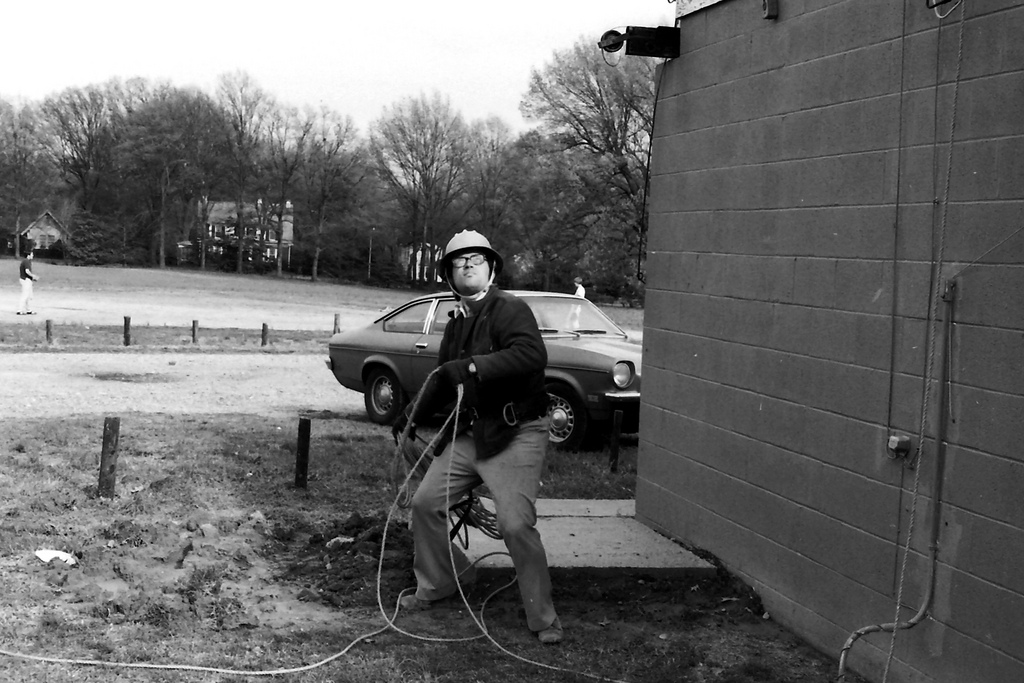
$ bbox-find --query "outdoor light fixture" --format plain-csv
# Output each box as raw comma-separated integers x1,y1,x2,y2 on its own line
598,26,680,59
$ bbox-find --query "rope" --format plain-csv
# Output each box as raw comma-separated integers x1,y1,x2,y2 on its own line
389,371,502,541
881,3,966,680
0,641,387,677
385,383,632,683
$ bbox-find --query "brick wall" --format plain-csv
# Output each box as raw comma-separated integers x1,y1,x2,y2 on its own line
639,1,1024,681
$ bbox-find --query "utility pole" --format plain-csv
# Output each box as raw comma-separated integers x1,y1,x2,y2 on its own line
367,227,374,280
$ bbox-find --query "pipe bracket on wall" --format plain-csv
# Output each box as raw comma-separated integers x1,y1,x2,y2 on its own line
886,435,913,460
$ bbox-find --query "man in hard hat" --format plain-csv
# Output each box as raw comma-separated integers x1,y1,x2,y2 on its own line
393,229,562,644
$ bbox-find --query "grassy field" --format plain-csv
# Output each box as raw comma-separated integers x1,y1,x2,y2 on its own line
0,260,643,349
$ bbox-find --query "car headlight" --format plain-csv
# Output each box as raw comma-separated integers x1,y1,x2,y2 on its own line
612,361,635,389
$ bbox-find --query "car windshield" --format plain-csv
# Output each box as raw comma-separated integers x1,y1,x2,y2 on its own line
524,297,625,336
385,294,627,338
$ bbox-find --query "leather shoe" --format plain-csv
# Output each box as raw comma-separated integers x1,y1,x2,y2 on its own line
399,594,434,611
536,617,563,644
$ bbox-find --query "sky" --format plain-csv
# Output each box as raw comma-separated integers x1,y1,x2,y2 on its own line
2,1,674,134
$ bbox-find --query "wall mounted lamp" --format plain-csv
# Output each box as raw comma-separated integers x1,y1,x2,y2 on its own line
598,26,680,59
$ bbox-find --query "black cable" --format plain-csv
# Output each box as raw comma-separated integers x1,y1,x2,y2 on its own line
637,60,667,285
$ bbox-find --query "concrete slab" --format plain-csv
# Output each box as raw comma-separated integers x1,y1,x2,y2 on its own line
462,499,714,577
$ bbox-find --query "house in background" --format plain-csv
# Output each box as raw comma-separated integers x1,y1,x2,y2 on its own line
639,2,1022,683
190,200,294,266
19,211,67,256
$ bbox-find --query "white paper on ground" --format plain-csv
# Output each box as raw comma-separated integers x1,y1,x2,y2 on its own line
34,549,78,566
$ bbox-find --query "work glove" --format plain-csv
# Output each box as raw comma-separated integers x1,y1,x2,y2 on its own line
438,359,474,388
391,411,414,444
438,359,478,409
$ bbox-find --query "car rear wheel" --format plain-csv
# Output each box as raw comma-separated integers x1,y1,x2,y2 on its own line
364,367,406,425
546,382,589,451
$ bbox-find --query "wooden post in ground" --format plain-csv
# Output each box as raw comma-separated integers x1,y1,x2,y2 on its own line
261,323,269,347
45,320,53,344
191,320,198,344
295,417,311,488
98,417,121,498
609,410,623,473
123,316,131,346
333,314,340,334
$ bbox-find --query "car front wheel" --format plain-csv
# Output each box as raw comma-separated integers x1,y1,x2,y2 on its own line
364,367,406,424
546,382,589,451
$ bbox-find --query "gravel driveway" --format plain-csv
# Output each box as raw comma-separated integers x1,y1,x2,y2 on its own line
1,352,365,420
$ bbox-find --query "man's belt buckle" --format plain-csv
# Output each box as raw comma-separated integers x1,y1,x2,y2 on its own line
502,402,518,427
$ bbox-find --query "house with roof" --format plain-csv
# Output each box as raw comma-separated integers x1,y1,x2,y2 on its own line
189,199,294,266
18,211,67,255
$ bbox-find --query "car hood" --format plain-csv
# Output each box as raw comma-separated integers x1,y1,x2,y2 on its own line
544,335,643,371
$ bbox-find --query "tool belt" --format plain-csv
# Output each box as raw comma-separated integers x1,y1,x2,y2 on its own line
462,394,548,428
499,395,549,426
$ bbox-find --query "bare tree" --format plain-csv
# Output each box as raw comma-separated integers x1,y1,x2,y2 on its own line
522,41,657,281
216,71,272,274
0,100,55,257
40,82,124,215
300,107,362,282
263,104,313,276
463,117,518,237
370,92,472,283
117,84,228,267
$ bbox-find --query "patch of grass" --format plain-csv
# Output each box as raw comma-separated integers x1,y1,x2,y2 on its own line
544,441,637,499
600,304,644,332
0,322,330,353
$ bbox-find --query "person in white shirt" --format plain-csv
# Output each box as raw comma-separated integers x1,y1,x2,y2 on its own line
17,251,39,315
573,276,585,299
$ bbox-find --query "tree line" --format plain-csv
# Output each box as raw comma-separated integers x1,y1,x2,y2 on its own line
0,40,656,303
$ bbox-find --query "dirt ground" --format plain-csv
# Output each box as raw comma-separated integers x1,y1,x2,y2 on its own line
1,352,365,421
0,267,857,682
0,350,858,682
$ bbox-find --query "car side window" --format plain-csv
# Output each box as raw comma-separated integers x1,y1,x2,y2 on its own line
432,300,458,334
383,301,433,334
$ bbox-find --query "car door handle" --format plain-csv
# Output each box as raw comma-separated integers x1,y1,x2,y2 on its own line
415,342,429,349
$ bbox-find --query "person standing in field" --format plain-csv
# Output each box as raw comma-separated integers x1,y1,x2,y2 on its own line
569,276,586,329
393,229,563,644
17,250,39,315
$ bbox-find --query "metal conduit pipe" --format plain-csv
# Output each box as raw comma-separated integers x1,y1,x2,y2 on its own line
837,281,956,682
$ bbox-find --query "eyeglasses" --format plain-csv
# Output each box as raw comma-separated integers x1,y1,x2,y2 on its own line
451,253,486,268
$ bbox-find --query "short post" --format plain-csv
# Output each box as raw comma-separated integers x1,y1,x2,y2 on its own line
98,417,121,498
191,320,199,344
609,410,623,473
295,417,311,489
123,316,131,347
333,313,340,335
45,320,53,344
261,323,269,347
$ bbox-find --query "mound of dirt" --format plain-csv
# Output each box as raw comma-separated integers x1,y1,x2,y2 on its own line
275,511,417,609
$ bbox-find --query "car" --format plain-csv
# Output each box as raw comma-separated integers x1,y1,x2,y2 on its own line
326,290,641,451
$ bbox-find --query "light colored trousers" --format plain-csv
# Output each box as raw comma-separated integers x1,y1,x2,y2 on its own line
410,416,558,632
18,279,33,313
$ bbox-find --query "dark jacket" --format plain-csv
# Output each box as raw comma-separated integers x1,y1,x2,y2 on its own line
416,288,548,459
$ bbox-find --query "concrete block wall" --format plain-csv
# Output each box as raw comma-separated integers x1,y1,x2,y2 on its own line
638,1,1024,681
